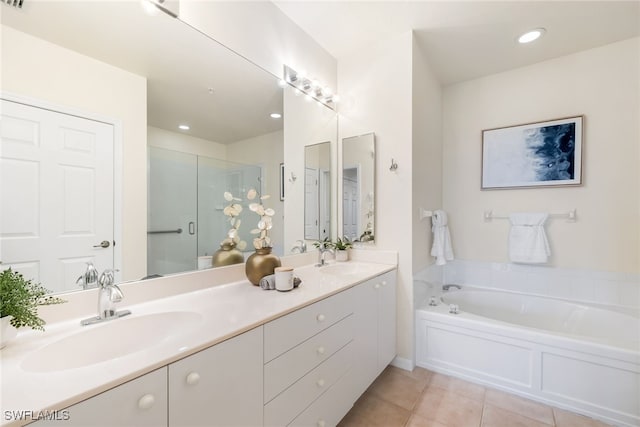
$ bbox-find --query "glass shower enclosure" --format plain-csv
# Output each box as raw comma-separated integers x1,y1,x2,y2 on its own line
147,146,261,276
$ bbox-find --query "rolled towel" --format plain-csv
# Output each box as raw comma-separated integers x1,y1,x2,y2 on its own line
430,210,454,266
509,213,550,263
259,274,276,290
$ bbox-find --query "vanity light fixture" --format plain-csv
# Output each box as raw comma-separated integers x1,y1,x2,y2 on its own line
178,124,190,131
283,65,337,110
270,113,282,119
518,28,546,44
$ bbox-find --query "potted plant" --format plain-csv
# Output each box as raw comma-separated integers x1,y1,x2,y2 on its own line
0,268,65,348
333,237,353,262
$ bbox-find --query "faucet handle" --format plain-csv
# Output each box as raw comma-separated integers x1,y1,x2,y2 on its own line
98,269,115,288
109,284,124,303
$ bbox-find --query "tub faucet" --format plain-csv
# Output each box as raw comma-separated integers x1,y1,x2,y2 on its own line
81,269,131,326
442,284,462,291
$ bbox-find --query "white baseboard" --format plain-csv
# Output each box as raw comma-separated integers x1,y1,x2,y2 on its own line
390,356,414,371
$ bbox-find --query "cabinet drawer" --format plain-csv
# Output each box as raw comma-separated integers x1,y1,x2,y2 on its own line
288,370,355,427
264,288,354,362
265,314,354,403
264,341,353,427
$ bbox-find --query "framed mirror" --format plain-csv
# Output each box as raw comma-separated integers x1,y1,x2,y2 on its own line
304,142,332,241
0,1,286,293
342,133,375,243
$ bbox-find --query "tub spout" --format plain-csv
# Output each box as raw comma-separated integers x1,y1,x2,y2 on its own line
442,284,462,291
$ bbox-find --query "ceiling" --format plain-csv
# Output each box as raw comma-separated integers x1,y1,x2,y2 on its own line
1,1,283,144
274,1,640,85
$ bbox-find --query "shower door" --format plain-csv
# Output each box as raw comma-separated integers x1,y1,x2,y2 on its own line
147,147,197,276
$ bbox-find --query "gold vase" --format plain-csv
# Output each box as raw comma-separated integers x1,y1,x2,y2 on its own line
245,247,281,285
211,243,244,268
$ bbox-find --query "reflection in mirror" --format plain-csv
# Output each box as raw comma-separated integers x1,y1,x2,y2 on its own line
1,1,284,294
304,142,332,241
342,133,375,243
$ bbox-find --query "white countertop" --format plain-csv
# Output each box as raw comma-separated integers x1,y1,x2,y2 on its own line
0,260,395,427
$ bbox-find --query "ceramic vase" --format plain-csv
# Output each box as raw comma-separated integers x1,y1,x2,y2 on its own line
211,243,244,268
0,316,17,349
336,249,349,262
245,247,281,285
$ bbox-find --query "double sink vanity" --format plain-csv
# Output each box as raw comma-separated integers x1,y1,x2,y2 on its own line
1,252,397,427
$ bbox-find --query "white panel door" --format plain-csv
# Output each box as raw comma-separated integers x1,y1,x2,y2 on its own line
304,167,319,240
0,99,114,293
319,169,330,240
342,168,358,240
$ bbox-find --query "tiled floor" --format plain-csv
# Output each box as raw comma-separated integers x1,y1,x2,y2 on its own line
337,366,611,427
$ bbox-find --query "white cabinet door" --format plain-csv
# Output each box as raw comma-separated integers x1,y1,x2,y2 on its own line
31,368,167,427
1,99,114,293
350,270,397,397
377,271,397,371
168,326,263,427
351,278,379,396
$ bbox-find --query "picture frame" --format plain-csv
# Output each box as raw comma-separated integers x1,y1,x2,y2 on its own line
279,163,285,201
481,116,583,189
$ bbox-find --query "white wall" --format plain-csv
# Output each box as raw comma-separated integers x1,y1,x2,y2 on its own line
1,26,148,282
284,86,338,253
178,1,337,90
443,37,640,274
338,31,414,363
148,126,227,160
227,130,285,254
412,40,443,274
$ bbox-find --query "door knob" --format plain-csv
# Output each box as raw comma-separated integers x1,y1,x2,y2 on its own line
93,240,111,248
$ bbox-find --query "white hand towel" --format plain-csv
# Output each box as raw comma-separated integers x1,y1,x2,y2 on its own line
431,210,454,266
509,213,550,263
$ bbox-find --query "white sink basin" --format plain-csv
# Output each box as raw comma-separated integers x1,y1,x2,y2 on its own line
319,262,372,277
22,311,202,373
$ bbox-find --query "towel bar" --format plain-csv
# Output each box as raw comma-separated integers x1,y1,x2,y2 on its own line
484,209,576,222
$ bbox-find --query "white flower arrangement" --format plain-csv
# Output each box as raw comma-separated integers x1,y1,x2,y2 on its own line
221,191,247,250
247,188,276,249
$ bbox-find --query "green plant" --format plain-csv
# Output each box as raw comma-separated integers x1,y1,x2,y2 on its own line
333,237,353,251
0,269,65,331
313,237,332,250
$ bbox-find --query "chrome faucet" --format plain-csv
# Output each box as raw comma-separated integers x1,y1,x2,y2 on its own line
81,269,131,326
442,284,462,291
316,247,335,267
291,240,307,254
76,262,99,290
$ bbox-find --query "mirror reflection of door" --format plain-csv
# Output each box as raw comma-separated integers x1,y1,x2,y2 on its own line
304,142,332,241
342,167,359,240
0,99,115,293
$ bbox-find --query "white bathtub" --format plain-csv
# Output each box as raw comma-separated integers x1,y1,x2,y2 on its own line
415,288,640,427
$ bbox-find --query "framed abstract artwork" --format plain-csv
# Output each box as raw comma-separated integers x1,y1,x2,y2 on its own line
481,116,583,189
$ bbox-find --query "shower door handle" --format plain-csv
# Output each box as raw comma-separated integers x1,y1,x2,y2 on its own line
188,222,195,235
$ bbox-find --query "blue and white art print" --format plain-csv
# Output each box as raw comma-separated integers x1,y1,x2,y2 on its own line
482,116,583,189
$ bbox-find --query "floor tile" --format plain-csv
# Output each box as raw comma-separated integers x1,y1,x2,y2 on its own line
427,372,486,402
406,413,450,427
485,389,554,425
413,386,483,427
367,366,427,410
482,404,552,427
553,407,612,427
387,365,432,385
337,392,411,427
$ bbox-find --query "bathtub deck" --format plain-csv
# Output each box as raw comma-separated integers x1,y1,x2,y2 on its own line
338,365,611,427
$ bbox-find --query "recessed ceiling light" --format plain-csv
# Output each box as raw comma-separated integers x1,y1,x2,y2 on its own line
518,28,546,44
178,124,190,130
270,113,282,119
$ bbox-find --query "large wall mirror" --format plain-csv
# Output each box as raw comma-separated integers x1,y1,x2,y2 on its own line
0,1,298,294
304,142,332,241
342,133,375,242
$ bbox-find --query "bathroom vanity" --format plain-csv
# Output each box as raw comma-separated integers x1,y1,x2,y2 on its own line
1,259,396,427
